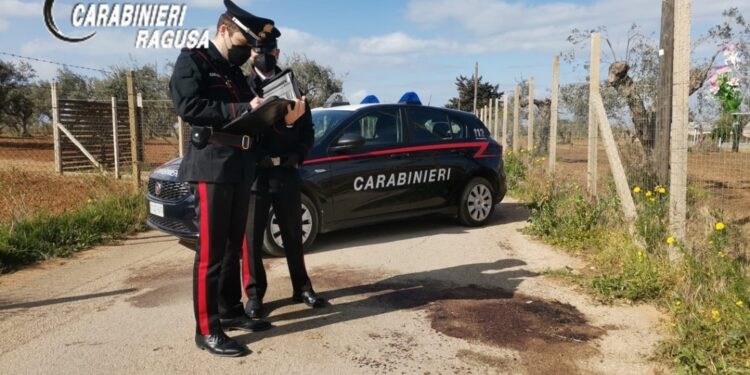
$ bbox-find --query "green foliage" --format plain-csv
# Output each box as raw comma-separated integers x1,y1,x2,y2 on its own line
281,53,344,109
503,150,527,193
0,191,146,273
511,165,750,373
445,74,503,111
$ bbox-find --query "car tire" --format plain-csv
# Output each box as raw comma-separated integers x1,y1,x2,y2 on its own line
458,177,496,227
262,194,320,257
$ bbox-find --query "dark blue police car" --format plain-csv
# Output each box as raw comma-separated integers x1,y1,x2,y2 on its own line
146,95,507,256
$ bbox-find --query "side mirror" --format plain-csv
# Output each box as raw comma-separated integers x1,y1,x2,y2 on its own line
330,133,365,152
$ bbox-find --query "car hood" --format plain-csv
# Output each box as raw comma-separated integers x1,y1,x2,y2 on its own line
149,158,183,181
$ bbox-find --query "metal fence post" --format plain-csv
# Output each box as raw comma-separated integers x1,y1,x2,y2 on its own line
111,97,120,179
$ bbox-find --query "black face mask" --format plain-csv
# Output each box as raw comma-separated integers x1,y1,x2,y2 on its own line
227,44,251,66
223,34,251,66
253,53,277,74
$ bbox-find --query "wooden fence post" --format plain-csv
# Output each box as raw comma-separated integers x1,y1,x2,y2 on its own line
588,33,601,197
592,93,637,223
669,0,691,258
502,95,509,154
127,71,141,188
51,82,62,174
177,116,185,158
550,55,560,174
494,97,500,139
528,76,535,152
111,97,120,179
489,99,495,136
513,86,521,153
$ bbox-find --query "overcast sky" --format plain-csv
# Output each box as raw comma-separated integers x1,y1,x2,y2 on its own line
1,0,748,106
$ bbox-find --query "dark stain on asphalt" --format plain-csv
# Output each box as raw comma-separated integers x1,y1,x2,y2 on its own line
124,261,191,308
307,264,604,374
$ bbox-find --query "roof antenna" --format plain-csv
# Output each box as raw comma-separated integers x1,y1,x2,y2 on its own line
427,94,432,106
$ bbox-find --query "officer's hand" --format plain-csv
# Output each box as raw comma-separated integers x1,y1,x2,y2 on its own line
284,96,307,126
250,97,264,110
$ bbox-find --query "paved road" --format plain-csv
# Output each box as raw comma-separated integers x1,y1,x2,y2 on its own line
0,200,665,374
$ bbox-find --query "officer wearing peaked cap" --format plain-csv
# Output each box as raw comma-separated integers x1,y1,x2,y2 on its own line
241,35,326,321
169,0,306,357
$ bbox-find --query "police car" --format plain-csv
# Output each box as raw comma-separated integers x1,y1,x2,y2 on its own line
146,93,507,256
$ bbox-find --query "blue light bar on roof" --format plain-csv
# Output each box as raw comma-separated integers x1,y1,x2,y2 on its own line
360,95,380,104
398,92,421,105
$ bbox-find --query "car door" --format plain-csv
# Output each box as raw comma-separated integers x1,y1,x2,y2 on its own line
326,107,413,222
403,107,476,210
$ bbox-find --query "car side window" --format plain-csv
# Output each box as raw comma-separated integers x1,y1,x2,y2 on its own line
340,109,403,147
406,108,452,143
448,116,468,140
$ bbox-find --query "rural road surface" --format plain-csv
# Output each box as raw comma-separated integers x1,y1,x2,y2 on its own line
0,200,665,374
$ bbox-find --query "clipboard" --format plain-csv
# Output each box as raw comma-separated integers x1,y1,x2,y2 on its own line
220,96,294,135
262,69,302,100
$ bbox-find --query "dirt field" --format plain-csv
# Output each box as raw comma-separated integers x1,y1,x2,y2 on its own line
554,140,750,228
0,203,667,374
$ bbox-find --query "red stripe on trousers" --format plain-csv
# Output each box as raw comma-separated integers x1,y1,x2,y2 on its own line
241,237,251,297
197,182,210,335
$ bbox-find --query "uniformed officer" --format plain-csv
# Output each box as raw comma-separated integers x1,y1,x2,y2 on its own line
242,36,326,319
170,0,306,357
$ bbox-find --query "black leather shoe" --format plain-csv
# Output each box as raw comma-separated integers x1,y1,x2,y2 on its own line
220,314,272,332
245,299,264,319
195,332,248,357
292,290,326,308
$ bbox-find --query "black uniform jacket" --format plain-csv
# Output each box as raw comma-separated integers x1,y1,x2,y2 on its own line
249,68,314,193
170,42,257,183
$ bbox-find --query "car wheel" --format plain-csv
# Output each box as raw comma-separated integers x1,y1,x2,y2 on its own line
458,177,496,226
263,194,319,257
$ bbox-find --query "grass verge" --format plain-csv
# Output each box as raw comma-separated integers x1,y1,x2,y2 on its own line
507,151,750,373
0,190,146,273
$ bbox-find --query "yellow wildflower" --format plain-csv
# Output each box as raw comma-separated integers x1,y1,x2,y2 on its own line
737,300,744,308
649,197,656,203
711,309,721,322
718,251,726,259
715,222,726,231
657,187,666,194
87,198,93,204
675,300,682,307
666,236,675,245
645,191,653,198
633,186,641,194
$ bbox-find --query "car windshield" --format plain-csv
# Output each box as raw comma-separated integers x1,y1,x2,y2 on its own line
312,110,351,145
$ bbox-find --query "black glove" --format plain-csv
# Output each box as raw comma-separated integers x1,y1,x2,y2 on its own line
281,153,301,168
258,156,275,168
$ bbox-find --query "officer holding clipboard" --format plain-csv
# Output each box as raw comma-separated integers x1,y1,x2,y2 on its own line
242,35,326,320
169,0,305,357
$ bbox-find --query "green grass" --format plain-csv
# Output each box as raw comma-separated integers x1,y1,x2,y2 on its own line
508,155,750,373
0,191,147,273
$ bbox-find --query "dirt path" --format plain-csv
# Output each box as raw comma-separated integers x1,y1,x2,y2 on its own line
0,200,666,374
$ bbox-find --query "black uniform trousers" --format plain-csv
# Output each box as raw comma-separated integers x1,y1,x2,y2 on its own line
242,168,312,301
191,181,252,335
